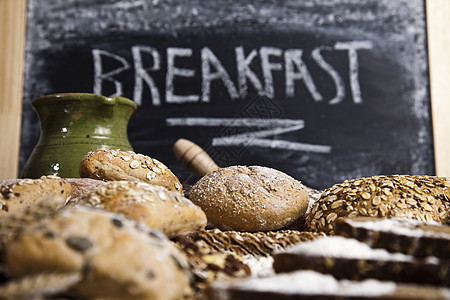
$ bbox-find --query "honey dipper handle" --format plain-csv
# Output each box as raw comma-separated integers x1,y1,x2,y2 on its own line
173,138,220,177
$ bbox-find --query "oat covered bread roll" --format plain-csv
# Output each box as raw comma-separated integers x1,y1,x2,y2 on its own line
0,176,72,216
4,207,192,300
78,149,183,193
189,165,310,232
305,175,450,234
70,181,207,237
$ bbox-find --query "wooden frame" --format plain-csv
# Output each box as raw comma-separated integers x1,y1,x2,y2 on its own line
0,0,448,179
0,0,26,179
427,0,450,176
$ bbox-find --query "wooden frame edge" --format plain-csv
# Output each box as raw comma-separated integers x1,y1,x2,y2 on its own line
427,0,450,176
0,0,27,179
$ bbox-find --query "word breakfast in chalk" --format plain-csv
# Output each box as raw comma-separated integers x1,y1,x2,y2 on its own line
93,40,373,106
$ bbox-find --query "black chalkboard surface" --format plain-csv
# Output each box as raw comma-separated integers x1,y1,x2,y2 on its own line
21,0,433,189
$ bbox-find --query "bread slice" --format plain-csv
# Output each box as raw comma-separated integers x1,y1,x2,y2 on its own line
334,217,450,259
208,270,450,300
272,236,450,286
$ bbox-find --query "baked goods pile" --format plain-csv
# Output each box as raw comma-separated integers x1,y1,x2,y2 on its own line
208,177,450,300
0,149,449,299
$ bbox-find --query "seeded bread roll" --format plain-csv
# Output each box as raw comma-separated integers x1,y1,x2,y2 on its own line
305,175,450,234
0,176,72,216
71,181,207,237
4,207,192,300
0,195,68,248
78,149,183,193
189,165,309,232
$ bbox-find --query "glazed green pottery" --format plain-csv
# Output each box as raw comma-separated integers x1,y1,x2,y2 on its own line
21,93,137,178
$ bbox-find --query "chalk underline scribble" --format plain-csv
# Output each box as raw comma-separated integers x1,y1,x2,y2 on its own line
166,117,332,153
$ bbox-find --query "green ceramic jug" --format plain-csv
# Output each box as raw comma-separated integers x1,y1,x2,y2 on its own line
21,93,137,178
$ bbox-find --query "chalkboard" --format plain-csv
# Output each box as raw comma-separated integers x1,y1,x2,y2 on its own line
21,0,433,190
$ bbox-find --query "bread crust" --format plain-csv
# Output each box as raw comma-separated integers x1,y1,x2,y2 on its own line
0,176,72,216
189,165,310,232
72,180,207,237
78,149,183,193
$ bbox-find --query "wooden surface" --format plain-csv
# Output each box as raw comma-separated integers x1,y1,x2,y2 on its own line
0,0,26,179
427,0,450,176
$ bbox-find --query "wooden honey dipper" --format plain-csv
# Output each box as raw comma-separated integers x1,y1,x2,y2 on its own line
173,138,220,177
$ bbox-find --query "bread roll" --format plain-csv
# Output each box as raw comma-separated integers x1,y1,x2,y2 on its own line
4,207,192,300
71,180,207,237
305,175,450,234
78,149,183,193
189,165,309,232
66,177,107,199
0,176,71,216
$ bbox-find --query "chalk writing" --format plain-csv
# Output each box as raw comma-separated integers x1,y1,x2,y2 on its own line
334,41,374,104
92,49,130,97
92,40,373,106
166,117,332,153
132,46,161,106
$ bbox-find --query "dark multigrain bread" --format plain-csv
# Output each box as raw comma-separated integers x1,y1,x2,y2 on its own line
334,217,450,259
207,270,450,300
272,236,450,286
305,175,450,234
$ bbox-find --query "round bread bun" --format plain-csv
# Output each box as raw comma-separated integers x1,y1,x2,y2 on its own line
188,165,309,232
4,206,192,300
70,181,207,237
305,175,450,234
78,149,183,194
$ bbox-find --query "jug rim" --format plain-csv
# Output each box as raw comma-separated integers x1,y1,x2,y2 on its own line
31,93,138,110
